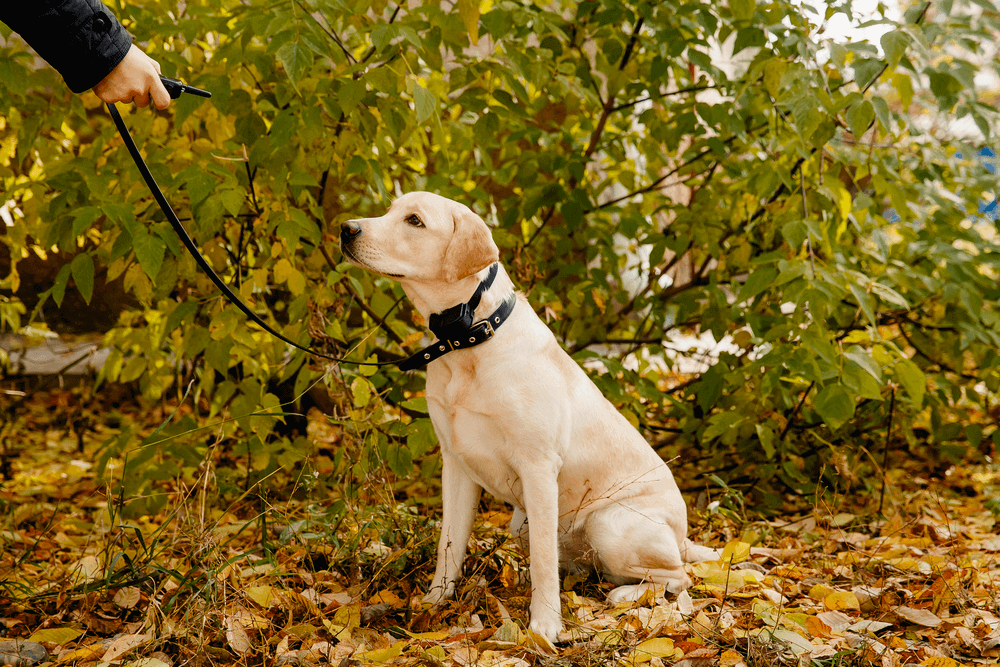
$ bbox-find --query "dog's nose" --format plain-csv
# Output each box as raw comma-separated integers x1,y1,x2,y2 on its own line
340,220,362,244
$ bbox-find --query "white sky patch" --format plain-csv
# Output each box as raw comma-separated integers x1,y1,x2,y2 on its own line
808,0,903,49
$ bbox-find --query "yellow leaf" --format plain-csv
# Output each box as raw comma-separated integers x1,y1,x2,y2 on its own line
920,658,959,667
28,627,84,645
808,583,836,600
823,591,860,611
356,640,406,663
246,585,275,608
591,289,606,311
404,629,450,641
721,540,751,564
56,644,104,663
630,637,678,663
403,330,425,347
456,0,480,46
524,628,557,654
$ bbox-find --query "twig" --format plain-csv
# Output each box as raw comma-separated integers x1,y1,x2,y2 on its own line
878,385,896,515
799,166,816,277
780,381,815,440
295,0,357,64
319,244,405,344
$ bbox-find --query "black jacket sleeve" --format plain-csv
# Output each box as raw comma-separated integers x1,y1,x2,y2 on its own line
1,0,133,93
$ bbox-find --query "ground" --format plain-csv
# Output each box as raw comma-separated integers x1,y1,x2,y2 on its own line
0,385,999,666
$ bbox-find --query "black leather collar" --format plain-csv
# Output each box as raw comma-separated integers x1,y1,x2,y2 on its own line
398,264,516,371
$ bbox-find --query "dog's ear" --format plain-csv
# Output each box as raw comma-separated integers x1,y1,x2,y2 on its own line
442,205,499,283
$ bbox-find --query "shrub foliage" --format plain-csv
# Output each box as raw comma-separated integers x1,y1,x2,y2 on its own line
2,0,999,511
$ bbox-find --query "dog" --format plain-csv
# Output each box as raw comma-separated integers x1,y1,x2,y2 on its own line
340,192,718,642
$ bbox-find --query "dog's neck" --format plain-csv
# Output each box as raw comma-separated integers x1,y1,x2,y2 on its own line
401,263,515,325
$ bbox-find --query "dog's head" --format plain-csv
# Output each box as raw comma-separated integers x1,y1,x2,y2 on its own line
340,192,499,284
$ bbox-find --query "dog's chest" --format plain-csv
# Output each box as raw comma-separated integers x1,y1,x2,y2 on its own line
427,362,526,506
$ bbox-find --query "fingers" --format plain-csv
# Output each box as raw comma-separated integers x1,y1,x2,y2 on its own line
150,77,171,110
93,44,172,110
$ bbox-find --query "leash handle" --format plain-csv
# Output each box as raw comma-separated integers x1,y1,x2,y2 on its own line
106,102,398,367
159,76,212,99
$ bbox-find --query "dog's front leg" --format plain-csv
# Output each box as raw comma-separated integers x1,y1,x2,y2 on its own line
520,465,563,643
424,453,481,604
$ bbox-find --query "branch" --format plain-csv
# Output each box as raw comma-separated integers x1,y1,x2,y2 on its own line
897,322,977,380
361,4,402,64
592,123,768,212
295,0,356,64
319,245,405,344
610,85,715,114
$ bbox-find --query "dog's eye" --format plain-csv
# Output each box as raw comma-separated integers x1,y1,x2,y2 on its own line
406,214,424,228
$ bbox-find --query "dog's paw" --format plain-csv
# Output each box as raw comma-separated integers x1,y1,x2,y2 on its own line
528,613,563,644
683,541,722,564
422,583,454,605
666,573,693,594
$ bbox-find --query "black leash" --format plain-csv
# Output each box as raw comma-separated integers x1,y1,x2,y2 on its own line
109,77,515,370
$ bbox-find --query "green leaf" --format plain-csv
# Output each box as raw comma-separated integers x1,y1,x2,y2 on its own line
814,384,855,431
351,377,372,407
846,99,874,140
853,58,884,90
71,206,102,237
737,266,777,302
221,189,244,216
70,253,94,305
731,0,756,21
696,367,724,412
133,230,166,282
414,85,436,124
894,357,925,407
52,264,72,308
756,423,776,459
966,424,983,449
276,41,313,91
880,30,911,69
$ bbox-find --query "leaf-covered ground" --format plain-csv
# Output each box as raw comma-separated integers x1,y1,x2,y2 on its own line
1,387,999,666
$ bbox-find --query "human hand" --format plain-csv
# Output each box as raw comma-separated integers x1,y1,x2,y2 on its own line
93,44,171,110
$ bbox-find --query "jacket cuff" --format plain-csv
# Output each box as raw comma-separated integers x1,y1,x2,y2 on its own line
64,1,134,93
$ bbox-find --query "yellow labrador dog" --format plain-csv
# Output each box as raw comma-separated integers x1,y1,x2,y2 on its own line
340,192,717,642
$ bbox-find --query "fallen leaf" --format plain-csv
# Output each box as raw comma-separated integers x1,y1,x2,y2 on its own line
920,658,960,667
113,586,141,609
226,615,253,655
102,633,151,661
848,619,894,634
630,637,679,663
676,589,693,615
896,606,941,627
805,616,833,638
27,628,83,645
719,648,746,666
355,640,406,663
721,540,751,564
816,610,853,632
246,585,275,608
824,591,860,611
56,643,104,663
